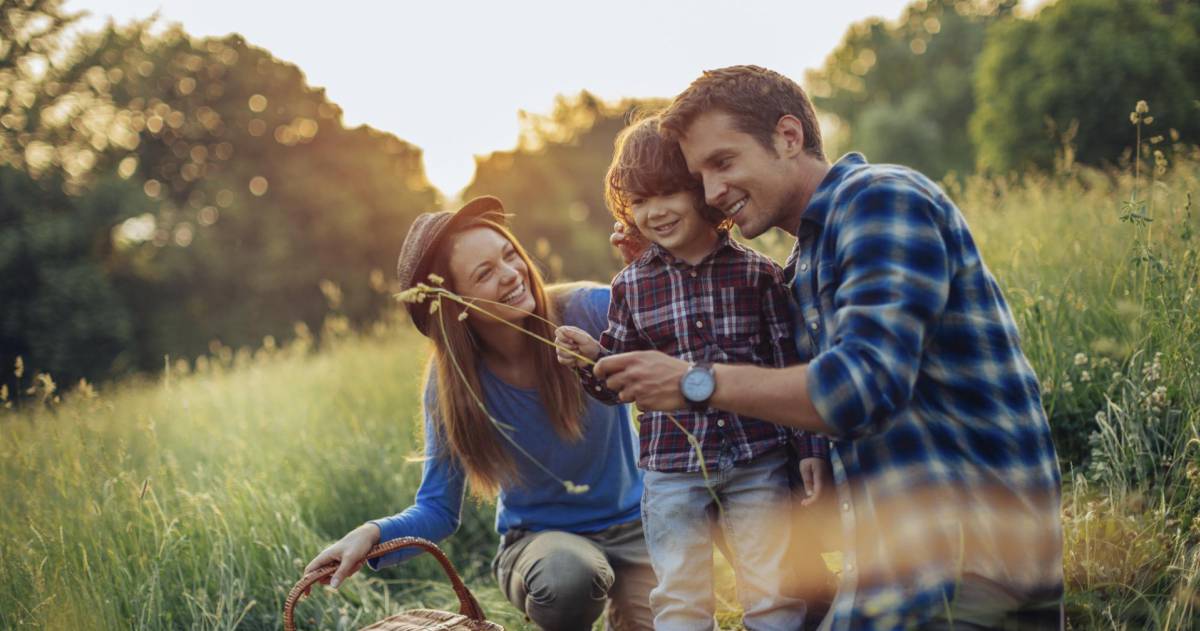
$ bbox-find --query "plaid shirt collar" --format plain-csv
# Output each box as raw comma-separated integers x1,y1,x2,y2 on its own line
799,152,868,233
637,229,738,268
786,152,868,276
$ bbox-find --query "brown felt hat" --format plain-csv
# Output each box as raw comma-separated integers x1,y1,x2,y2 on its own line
396,195,509,336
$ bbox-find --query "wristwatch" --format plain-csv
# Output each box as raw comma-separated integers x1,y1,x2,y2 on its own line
680,362,716,412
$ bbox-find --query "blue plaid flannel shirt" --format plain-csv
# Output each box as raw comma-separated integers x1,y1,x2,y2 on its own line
790,154,1063,629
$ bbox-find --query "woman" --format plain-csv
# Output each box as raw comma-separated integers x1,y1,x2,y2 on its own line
304,196,654,631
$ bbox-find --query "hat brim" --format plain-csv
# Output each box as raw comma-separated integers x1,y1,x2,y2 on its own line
406,195,509,335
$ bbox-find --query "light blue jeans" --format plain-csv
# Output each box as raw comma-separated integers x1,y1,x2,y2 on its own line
641,445,807,631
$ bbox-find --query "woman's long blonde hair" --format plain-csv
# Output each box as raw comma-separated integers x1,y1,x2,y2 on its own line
423,217,586,499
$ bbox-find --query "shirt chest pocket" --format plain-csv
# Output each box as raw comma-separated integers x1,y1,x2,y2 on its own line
713,285,762,360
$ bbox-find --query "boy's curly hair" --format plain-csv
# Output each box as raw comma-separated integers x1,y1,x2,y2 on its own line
604,114,731,234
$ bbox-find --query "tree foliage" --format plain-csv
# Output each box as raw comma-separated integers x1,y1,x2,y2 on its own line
971,0,1200,172
463,92,667,282
806,0,1015,179
1,9,440,384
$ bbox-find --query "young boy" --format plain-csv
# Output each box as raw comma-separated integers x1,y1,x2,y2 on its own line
554,115,829,631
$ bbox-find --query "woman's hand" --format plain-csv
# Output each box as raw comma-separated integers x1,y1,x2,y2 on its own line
798,457,832,507
555,326,600,368
302,522,381,593
610,222,649,265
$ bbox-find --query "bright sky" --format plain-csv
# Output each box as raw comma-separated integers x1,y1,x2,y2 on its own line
69,0,934,197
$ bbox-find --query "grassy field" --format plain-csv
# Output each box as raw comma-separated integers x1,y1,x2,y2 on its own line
3,153,1200,629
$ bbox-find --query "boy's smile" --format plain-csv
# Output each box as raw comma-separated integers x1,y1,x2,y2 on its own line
631,190,718,266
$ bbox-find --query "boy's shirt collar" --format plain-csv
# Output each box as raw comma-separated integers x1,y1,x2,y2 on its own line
637,230,738,268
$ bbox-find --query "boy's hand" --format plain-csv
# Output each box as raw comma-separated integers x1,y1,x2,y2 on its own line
610,222,650,265
798,456,832,506
555,326,600,368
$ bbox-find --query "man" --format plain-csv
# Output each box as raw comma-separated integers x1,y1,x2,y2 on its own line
595,65,1064,630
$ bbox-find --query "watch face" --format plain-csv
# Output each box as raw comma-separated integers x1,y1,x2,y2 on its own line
682,367,715,402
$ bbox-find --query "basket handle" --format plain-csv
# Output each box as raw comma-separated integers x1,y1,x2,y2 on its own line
283,536,488,631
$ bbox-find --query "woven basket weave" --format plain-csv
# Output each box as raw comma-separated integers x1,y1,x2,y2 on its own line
284,537,504,631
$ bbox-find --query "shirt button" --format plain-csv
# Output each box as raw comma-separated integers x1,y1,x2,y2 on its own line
690,270,698,278
799,263,809,272
809,321,819,331
842,501,850,512
695,320,704,329
716,419,726,428
594,385,603,392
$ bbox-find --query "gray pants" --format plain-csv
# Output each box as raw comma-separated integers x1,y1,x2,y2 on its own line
492,519,656,631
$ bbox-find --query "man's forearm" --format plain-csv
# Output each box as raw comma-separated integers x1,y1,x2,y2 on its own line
710,363,836,435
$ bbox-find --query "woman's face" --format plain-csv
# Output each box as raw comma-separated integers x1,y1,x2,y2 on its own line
445,226,537,324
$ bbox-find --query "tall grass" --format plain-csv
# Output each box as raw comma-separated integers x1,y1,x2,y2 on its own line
0,328,528,630
2,150,1199,629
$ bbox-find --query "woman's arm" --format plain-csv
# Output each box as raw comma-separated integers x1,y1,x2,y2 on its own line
303,374,468,588
366,410,468,569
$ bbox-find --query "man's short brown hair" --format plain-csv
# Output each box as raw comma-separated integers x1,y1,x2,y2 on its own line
659,65,825,162
605,114,730,232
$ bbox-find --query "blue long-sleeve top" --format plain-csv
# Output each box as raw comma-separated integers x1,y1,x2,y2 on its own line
369,285,644,569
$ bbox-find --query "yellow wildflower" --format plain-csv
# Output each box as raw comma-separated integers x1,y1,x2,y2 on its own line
563,481,591,495
77,379,98,400
395,287,426,304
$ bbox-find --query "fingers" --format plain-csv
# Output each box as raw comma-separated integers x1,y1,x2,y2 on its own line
301,575,332,598
556,326,588,344
304,546,335,574
302,547,337,597
554,327,585,366
329,554,363,589
593,352,635,380
610,222,648,264
799,459,825,507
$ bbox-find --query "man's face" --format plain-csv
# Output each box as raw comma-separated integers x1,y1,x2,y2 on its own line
678,111,800,239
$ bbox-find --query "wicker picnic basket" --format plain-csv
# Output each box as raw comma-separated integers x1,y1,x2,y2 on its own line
284,536,504,630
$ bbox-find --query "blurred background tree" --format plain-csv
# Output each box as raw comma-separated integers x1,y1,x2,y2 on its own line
463,92,666,282
88,24,439,371
2,0,1199,388
1,5,438,387
805,0,1017,180
971,0,1200,173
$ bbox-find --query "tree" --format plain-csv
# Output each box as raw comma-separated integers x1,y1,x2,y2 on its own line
970,0,1200,173
806,0,1015,179
463,92,667,282
1,14,442,382
0,166,153,388
84,24,441,369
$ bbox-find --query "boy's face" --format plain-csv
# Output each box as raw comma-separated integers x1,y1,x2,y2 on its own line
630,190,716,263
679,110,801,239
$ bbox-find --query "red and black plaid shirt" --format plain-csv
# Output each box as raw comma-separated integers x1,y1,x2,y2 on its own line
582,234,827,473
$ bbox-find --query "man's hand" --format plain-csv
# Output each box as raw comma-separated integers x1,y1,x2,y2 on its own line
610,221,650,265
593,351,689,411
554,326,600,368
798,457,832,507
